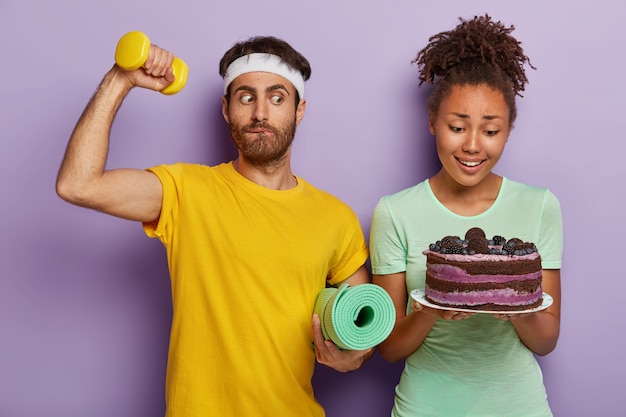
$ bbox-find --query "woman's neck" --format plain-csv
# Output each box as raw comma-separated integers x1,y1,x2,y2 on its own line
429,171,503,216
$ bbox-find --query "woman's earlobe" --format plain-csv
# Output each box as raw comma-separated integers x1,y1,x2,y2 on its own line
428,116,436,135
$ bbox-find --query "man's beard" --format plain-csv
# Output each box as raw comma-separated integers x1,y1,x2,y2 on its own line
229,118,297,166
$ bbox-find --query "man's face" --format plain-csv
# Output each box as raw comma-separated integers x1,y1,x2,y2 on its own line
222,71,306,167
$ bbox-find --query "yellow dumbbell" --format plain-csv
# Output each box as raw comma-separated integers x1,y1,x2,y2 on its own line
114,31,188,95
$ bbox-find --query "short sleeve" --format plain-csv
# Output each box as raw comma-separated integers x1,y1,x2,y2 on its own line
142,163,183,244
327,209,369,285
369,196,408,275
538,190,563,270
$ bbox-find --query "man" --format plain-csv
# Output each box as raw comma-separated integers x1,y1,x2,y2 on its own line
56,35,373,416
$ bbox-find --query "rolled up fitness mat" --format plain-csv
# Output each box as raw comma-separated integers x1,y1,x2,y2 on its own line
313,283,395,350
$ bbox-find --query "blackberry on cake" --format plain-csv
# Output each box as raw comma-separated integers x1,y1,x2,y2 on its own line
423,227,543,311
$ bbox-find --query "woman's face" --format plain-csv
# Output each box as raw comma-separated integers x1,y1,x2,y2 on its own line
430,84,511,188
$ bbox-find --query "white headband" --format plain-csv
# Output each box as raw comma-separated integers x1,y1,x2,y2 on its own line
223,53,305,98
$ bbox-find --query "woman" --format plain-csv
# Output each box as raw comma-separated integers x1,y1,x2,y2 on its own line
370,15,562,416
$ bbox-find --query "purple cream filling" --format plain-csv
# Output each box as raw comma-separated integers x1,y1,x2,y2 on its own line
427,263,541,283
425,286,542,306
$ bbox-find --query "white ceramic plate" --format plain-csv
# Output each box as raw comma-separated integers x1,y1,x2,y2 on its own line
410,288,553,314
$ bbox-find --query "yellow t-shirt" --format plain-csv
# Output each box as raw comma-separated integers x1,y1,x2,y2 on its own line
144,162,368,417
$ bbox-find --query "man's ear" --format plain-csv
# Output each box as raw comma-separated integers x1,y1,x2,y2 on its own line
295,99,306,126
221,96,230,123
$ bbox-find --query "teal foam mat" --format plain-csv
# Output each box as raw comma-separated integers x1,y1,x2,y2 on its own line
313,283,395,350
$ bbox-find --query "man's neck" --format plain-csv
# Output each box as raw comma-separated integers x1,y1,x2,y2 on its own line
232,157,297,190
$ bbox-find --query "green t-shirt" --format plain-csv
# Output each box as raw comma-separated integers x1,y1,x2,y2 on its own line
370,177,563,417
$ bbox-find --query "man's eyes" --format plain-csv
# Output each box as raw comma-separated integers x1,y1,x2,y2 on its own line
238,94,284,104
270,95,284,104
240,94,254,104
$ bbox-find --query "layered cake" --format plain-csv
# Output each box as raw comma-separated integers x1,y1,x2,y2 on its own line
423,227,543,311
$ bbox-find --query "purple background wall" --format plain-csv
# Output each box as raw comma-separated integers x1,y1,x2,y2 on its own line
1,0,623,416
